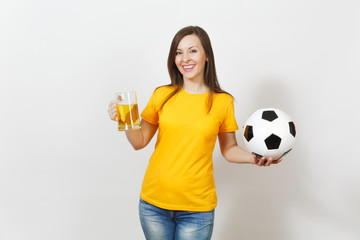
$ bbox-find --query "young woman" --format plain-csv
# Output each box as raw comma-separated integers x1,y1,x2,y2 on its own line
108,26,281,240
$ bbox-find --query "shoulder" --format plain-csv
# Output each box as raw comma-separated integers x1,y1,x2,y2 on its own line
213,91,234,103
148,85,177,106
153,85,177,96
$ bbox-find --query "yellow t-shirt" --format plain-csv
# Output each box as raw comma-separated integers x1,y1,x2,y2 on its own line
140,86,238,211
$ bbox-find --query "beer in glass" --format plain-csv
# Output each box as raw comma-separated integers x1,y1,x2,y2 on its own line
115,91,141,131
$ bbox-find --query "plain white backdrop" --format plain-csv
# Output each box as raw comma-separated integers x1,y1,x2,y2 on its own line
0,0,359,239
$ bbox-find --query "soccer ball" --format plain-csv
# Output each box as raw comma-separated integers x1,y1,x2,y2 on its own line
243,108,296,160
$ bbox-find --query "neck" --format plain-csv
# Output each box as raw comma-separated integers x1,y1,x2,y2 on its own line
183,78,209,94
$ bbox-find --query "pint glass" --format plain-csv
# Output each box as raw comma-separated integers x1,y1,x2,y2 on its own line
115,91,141,131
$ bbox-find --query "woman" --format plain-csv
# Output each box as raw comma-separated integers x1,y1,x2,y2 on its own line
108,26,281,240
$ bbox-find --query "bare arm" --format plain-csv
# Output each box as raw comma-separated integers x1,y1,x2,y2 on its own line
218,132,282,166
125,119,158,150
108,99,158,150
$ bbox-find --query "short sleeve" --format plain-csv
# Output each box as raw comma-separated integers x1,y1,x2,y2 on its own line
219,98,239,133
141,89,160,125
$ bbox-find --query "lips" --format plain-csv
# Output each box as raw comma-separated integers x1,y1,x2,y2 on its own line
182,64,195,72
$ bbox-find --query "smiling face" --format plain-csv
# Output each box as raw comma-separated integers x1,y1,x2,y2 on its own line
175,34,208,83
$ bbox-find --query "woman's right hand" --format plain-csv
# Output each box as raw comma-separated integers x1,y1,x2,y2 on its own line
252,155,282,166
108,99,117,121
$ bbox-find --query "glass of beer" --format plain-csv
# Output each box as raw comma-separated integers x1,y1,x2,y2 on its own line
115,91,141,131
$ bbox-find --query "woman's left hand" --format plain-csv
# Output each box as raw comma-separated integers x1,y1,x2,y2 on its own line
252,156,282,166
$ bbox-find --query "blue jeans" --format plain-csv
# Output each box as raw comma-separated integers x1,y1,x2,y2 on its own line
139,197,215,240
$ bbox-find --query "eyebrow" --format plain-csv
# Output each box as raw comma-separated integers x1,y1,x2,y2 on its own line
176,46,198,51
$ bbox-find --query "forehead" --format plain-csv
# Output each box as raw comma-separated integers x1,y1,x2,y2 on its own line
177,34,203,49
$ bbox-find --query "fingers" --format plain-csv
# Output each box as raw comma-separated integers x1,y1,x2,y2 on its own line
252,156,267,166
257,157,266,166
260,158,271,166
264,158,273,166
253,155,281,167
272,158,282,164
108,100,118,121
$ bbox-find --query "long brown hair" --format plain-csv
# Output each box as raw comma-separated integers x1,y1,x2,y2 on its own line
159,26,231,112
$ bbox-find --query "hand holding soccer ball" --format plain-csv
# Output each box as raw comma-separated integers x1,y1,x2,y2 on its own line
251,155,282,167
243,108,296,162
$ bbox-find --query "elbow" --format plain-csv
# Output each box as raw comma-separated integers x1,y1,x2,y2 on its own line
224,157,237,163
220,150,231,163
131,141,147,151
222,154,233,163
220,146,244,163
132,144,145,151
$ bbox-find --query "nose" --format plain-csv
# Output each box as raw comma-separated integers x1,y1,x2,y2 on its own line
181,52,190,62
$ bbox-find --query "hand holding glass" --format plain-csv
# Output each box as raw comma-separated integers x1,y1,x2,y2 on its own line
115,91,141,131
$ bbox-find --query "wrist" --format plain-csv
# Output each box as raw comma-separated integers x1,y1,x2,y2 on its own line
247,153,253,164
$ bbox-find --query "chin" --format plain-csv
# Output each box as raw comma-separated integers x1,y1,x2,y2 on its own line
183,73,199,80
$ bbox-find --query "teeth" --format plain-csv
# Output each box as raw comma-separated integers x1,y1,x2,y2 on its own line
183,65,194,69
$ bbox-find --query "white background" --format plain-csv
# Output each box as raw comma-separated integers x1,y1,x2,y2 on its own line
0,0,359,239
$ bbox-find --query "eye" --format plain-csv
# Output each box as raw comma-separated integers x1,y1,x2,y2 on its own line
176,51,182,55
190,49,198,53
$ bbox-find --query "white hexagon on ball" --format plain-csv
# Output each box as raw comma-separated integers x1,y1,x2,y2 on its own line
242,108,296,160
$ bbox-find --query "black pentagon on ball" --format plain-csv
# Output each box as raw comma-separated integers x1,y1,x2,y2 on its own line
264,134,282,150
244,125,254,142
289,121,296,137
262,110,278,122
